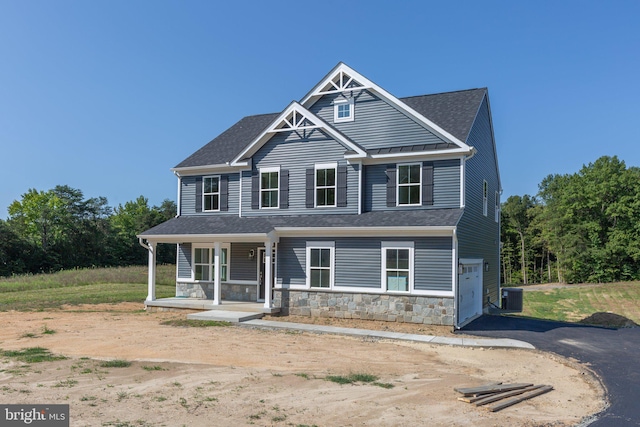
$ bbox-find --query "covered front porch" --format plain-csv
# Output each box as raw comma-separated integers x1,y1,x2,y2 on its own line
138,224,280,312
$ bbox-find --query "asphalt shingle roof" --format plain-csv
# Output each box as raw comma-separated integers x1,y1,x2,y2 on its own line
173,89,486,169
139,209,463,239
401,88,487,143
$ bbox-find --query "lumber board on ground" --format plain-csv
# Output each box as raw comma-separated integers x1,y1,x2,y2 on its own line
455,383,533,397
471,385,543,406
453,382,501,395
487,385,554,412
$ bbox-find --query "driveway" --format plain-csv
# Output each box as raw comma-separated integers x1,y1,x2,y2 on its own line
462,315,640,426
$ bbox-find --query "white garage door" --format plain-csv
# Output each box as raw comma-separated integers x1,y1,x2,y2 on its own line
458,263,482,328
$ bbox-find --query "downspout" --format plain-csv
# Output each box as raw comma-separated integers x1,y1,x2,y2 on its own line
452,227,459,331
138,237,150,251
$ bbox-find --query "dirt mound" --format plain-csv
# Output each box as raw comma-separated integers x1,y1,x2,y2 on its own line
579,312,638,328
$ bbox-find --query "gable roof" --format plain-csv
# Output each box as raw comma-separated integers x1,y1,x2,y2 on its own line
173,64,488,171
401,88,487,143
229,101,366,166
174,113,278,170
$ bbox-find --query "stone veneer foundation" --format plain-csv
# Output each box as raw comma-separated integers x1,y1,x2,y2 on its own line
176,282,257,302
274,290,455,326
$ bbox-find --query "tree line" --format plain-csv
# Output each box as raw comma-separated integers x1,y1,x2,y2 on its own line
0,185,176,277
502,156,640,284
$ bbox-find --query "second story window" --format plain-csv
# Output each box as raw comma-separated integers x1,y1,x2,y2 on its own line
397,163,421,205
260,168,279,208
316,164,336,207
203,176,220,211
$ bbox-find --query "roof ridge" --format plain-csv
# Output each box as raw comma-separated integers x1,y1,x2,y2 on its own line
400,88,486,99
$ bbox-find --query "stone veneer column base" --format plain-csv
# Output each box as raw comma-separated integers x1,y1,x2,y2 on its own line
273,290,454,326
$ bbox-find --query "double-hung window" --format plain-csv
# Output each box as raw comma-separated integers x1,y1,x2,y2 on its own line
203,176,220,211
397,163,421,205
382,242,413,292
306,242,334,288
315,163,336,207
193,246,228,282
260,168,279,208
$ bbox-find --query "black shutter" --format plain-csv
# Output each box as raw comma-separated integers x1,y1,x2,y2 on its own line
306,168,315,208
195,176,203,212
251,171,260,209
279,170,289,209
220,175,229,211
422,162,434,206
337,165,347,207
386,165,396,207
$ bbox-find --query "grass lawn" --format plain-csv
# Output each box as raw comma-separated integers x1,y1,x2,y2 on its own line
518,281,640,325
0,265,175,311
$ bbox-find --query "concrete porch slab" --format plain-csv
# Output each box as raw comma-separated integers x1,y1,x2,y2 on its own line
145,298,280,314
187,310,265,323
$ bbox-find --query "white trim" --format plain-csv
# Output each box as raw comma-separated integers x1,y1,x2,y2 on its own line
495,191,500,223
314,162,338,208
238,171,243,218
457,258,484,328
396,162,422,206
202,175,221,212
381,241,414,293
460,158,466,208
305,241,335,289
357,161,362,215
176,174,182,216
191,243,230,283
259,166,280,209
274,226,456,238
230,101,366,165
172,164,249,176
301,63,471,151
333,98,354,123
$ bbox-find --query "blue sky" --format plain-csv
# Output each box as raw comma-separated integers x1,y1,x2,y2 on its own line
1,0,638,218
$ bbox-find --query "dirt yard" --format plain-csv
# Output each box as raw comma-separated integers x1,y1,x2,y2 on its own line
0,303,605,427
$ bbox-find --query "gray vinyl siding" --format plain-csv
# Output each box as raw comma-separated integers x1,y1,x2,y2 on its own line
308,90,447,150
277,237,452,292
230,242,259,282
177,243,192,279
415,237,452,292
456,95,501,304
181,173,240,215
364,159,461,211
242,130,359,216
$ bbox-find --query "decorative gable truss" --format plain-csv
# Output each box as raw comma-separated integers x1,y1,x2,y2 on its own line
302,63,474,159
230,102,366,166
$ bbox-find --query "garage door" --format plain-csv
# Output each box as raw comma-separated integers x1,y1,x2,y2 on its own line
458,263,482,328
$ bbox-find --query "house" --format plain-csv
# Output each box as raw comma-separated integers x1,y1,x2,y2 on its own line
138,62,501,328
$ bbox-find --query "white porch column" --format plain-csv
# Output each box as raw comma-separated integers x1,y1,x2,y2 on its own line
146,241,157,302
264,238,274,309
213,242,222,305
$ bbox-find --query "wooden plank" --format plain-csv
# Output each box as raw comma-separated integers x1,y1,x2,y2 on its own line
472,385,543,406
487,385,554,412
455,383,533,397
454,382,501,395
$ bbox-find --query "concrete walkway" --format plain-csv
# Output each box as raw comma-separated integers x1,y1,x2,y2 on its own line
242,319,535,349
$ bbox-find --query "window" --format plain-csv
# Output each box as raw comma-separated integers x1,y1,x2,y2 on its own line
194,248,210,281
306,242,335,288
495,191,500,223
193,246,228,282
203,176,219,211
397,163,421,205
483,180,488,216
316,164,336,207
260,168,279,208
382,242,413,292
334,99,354,123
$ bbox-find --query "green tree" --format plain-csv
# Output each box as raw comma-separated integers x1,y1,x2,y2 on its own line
501,195,537,284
